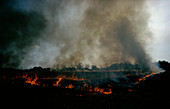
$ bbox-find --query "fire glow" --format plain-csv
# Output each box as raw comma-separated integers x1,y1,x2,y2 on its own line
25,74,39,86
135,72,156,83
6,70,157,95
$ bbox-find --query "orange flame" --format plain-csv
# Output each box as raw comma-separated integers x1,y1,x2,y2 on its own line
53,77,63,87
25,74,39,85
135,72,156,83
103,89,112,94
85,86,112,95
65,84,75,89
14,71,156,95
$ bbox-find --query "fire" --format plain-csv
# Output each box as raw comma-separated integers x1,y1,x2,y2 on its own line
135,72,156,83
50,74,113,95
85,86,112,95
93,87,112,94
25,74,39,86
53,77,63,87
65,84,75,89
102,89,112,95
52,74,87,87
7,70,157,95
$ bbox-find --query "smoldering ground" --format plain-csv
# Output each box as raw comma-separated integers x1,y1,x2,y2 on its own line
0,0,153,70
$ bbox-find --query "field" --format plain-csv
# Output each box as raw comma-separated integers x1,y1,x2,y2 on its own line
0,61,170,109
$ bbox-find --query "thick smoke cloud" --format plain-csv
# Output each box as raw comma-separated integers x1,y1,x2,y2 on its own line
0,0,153,69
0,0,46,68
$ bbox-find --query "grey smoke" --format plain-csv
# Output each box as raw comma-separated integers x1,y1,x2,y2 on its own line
0,0,153,69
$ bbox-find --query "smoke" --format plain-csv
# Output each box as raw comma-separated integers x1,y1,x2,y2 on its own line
0,0,153,69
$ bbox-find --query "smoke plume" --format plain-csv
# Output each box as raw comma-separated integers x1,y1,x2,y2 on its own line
0,0,153,69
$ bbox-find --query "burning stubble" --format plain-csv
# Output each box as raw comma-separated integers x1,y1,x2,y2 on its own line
0,0,154,70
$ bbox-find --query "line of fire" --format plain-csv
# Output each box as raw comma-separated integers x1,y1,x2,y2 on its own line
0,63,161,95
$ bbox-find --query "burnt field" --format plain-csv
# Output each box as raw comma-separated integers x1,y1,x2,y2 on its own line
0,61,170,109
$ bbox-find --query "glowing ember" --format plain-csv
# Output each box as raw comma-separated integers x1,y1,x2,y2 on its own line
65,84,75,89
85,86,112,95
103,89,112,95
128,89,136,92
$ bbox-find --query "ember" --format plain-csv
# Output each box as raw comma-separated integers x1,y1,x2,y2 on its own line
128,89,136,92
65,84,75,89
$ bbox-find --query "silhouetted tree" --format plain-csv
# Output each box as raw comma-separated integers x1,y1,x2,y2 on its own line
77,63,83,70
85,64,90,70
91,65,99,70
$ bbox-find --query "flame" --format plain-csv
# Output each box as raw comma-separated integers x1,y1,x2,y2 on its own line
65,84,75,89
84,85,112,95
6,70,157,95
93,87,112,94
135,72,156,83
25,74,39,85
53,76,63,87
103,89,112,94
